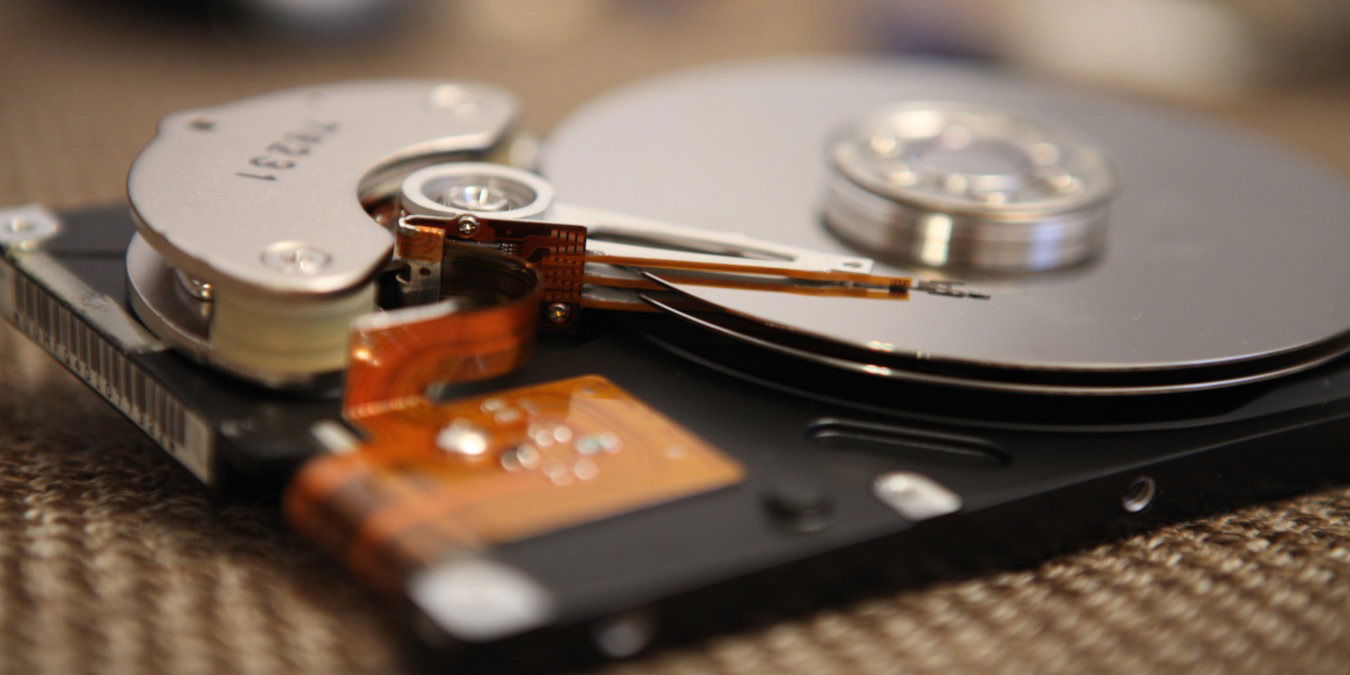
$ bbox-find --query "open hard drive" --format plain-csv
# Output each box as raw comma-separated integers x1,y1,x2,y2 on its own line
1,57,1348,657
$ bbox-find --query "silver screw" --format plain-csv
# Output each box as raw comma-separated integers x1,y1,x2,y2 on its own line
261,242,331,275
456,215,480,236
174,270,214,301
545,302,572,325
0,212,58,245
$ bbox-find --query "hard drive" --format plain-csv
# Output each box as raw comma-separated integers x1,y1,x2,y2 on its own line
1,57,1347,663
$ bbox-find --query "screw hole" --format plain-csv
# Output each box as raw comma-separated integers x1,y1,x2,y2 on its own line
1122,476,1156,513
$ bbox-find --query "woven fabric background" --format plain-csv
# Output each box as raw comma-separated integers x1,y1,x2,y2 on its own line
1,3,1347,673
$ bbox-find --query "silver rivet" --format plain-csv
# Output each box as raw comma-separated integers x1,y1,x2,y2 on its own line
174,270,214,301
261,242,331,275
546,302,572,325
456,215,480,236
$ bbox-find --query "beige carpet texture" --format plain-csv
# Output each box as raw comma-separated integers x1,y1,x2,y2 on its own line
1,2,1348,673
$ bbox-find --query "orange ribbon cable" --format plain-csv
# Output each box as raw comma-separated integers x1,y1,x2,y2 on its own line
283,246,743,593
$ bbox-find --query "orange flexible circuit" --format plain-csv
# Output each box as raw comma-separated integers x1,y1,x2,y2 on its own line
284,248,743,591
400,214,588,327
286,375,742,592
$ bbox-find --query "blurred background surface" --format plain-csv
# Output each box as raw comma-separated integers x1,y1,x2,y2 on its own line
0,2,1347,674
2,0,1348,211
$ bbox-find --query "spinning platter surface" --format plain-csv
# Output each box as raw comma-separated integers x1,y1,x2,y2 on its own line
543,58,1350,394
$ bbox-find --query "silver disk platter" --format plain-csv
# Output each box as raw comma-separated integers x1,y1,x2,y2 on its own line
543,58,1350,395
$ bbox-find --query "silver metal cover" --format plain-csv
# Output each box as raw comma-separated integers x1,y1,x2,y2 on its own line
128,80,518,298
